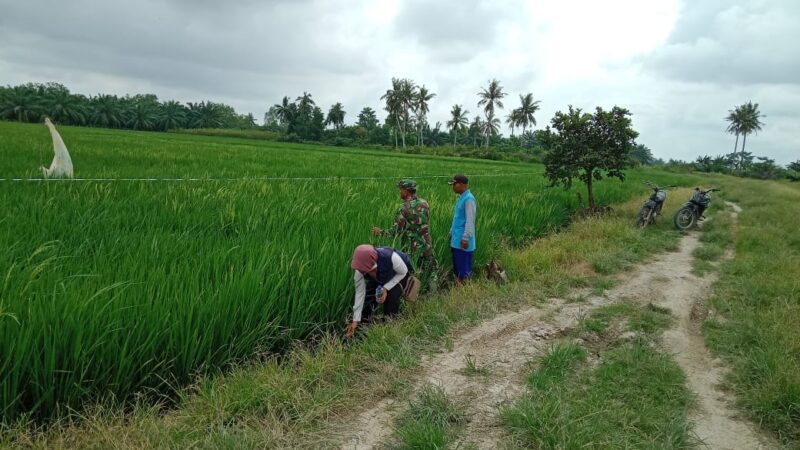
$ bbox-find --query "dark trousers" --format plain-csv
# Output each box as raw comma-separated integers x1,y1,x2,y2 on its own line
361,275,409,323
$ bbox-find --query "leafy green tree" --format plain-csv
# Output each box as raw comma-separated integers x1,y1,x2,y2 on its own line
477,79,505,147
326,102,346,130
356,107,378,130
629,144,655,166
788,160,800,172
542,106,639,209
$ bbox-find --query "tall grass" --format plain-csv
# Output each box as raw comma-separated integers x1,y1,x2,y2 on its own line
0,120,694,422
704,178,800,445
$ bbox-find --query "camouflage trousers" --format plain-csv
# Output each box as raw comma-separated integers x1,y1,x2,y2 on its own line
411,250,439,294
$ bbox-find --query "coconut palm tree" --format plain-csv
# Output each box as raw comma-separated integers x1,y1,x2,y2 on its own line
484,114,501,145
737,101,764,155
273,96,294,126
516,93,541,134
506,109,521,137
477,79,505,147
446,104,469,145
414,85,435,145
381,78,416,148
326,102,346,130
469,115,483,148
725,106,742,154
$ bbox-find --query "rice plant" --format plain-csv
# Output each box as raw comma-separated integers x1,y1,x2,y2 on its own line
0,120,682,422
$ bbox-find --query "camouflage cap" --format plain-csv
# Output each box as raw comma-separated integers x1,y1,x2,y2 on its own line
398,178,417,190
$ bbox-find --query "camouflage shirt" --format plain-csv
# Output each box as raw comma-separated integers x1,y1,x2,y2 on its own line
379,195,434,257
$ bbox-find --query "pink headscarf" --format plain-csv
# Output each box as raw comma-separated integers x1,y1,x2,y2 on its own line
351,244,378,273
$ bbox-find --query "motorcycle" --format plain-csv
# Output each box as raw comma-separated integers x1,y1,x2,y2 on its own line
673,187,719,230
636,182,674,228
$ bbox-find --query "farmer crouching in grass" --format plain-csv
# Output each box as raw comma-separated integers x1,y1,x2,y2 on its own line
345,244,418,338
372,179,439,293
448,174,476,286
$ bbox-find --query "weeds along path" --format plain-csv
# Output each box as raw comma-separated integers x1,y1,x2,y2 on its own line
650,203,776,450
338,203,774,450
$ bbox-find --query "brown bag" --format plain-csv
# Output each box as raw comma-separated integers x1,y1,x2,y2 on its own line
403,276,421,302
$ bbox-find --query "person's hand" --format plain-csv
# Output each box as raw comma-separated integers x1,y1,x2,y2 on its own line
460,239,469,250
371,227,382,235
377,289,388,304
345,321,358,338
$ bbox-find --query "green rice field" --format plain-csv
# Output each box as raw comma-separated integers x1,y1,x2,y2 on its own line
0,120,684,422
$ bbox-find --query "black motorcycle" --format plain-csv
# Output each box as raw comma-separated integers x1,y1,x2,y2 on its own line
673,187,719,230
636,182,673,228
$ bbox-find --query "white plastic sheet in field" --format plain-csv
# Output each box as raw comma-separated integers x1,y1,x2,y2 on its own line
41,117,73,178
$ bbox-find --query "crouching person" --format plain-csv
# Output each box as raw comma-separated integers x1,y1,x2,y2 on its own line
345,244,414,338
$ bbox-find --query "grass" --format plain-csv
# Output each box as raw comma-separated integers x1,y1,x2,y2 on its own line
0,184,703,448
460,354,492,378
691,199,734,275
0,119,698,423
702,178,800,446
389,384,467,450
502,304,696,450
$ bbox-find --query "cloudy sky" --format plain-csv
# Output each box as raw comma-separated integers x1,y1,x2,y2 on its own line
1,0,798,163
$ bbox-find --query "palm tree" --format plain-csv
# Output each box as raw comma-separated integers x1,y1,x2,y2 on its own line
516,93,541,134
414,85,435,145
125,101,160,130
187,101,224,128
477,79,506,147
89,94,123,128
446,104,469,145
737,101,764,155
725,106,742,154
484,114,501,145
0,85,43,122
45,87,87,125
160,100,187,130
506,109,520,137
381,78,416,148
296,92,315,117
326,102,346,130
273,96,294,126
469,115,483,148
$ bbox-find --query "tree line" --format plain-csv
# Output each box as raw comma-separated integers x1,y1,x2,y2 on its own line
0,82,257,131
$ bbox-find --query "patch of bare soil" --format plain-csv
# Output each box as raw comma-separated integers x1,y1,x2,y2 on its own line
337,203,776,449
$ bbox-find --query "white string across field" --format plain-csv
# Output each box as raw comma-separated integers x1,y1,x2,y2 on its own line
0,173,534,183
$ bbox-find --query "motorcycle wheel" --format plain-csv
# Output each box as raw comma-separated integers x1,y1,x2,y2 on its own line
636,206,650,228
673,207,696,230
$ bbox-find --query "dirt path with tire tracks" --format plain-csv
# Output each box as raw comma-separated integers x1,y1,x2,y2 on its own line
337,202,776,449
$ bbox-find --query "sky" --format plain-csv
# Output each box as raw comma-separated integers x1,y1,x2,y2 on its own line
1,0,798,164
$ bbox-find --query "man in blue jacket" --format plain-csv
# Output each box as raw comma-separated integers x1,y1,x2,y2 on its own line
448,174,476,286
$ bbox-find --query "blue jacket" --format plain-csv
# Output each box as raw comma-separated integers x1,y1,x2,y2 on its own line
450,190,476,252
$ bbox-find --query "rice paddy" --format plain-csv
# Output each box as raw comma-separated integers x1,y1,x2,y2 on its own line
0,120,678,422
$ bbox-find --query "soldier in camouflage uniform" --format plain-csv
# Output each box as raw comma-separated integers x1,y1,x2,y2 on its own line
372,179,439,292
